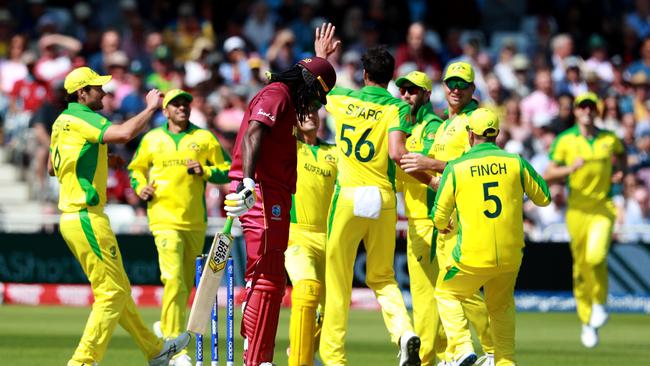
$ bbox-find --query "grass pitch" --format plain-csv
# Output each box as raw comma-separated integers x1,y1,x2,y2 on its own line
0,305,648,365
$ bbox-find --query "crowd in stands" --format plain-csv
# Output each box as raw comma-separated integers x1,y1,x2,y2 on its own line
2,0,650,242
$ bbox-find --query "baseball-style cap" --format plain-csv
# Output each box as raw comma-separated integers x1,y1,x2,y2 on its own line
467,108,499,137
395,71,432,92
297,56,336,104
443,61,475,83
163,89,193,108
574,92,599,107
64,67,112,94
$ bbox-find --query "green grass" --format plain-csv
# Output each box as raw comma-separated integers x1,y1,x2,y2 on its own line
0,305,648,365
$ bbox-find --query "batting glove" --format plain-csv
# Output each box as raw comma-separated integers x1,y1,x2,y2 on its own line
224,178,257,217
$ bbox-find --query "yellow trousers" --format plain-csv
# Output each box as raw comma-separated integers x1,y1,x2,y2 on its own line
406,220,446,366
320,187,413,366
437,228,494,359
60,207,162,365
435,265,519,366
153,229,205,337
285,224,326,285
566,203,615,325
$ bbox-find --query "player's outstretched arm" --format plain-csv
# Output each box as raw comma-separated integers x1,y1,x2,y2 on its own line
102,89,162,144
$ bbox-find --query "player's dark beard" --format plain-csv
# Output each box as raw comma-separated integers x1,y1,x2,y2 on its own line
267,65,322,124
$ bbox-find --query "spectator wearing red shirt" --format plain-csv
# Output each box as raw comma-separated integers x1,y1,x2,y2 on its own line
10,52,51,114
395,22,442,79
223,23,339,366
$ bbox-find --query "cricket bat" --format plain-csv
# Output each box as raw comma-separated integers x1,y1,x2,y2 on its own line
187,216,234,334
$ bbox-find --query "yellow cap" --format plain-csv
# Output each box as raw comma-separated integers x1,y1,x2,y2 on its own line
467,108,499,137
64,67,112,94
162,89,193,108
443,61,474,82
395,71,432,91
574,91,599,107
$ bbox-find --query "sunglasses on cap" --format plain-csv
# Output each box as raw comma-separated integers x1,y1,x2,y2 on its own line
399,85,422,95
445,79,471,90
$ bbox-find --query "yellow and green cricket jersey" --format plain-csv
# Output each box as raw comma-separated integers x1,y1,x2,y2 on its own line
398,103,443,219
290,139,338,231
433,143,550,271
549,125,624,210
325,85,412,191
128,123,231,231
50,103,112,213
430,100,479,164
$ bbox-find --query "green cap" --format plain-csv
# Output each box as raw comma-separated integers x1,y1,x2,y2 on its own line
163,89,193,108
443,61,474,83
395,71,432,91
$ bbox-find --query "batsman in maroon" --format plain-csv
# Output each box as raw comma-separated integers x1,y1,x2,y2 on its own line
225,53,337,365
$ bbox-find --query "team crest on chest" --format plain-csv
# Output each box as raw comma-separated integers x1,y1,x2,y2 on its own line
189,142,200,152
325,153,336,164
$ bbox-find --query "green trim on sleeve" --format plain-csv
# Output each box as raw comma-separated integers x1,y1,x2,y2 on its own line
327,183,341,239
443,266,459,281
207,168,230,184
79,209,102,260
290,194,297,224
522,157,551,201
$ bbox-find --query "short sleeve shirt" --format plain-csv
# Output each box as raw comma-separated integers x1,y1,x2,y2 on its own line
50,103,112,212
229,82,298,192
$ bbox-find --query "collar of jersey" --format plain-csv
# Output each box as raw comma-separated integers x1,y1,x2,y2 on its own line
443,99,479,117
163,121,197,136
361,85,391,96
415,102,436,124
67,102,94,113
466,142,500,154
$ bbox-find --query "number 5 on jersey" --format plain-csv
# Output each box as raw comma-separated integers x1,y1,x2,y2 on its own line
483,181,502,218
340,123,375,162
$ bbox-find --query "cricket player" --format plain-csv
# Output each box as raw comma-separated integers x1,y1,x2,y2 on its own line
544,92,625,348
223,23,338,366
50,66,190,366
128,89,231,366
433,108,551,366
285,104,338,366
393,71,446,366
320,45,421,366
400,62,495,365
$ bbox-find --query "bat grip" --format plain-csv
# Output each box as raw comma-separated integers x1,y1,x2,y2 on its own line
223,216,233,235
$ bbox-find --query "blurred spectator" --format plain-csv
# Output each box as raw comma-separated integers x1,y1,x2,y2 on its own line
214,85,247,135
622,185,650,243
163,2,215,62
266,29,298,72
119,61,147,119
481,74,508,121
146,45,182,92
219,36,252,85
584,34,614,84
184,37,215,88
0,34,28,95
550,33,575,83
548,93,575,135
629,71,650,125
625,0,650,40
525,183,567,232
87,29,121,75
598,92,623,134
520,69,559,129
245,56,267,97
555,56,587,97
8,51,50,116
34,34,81,85
28,80,66,200
395,22,441,80
289,0,318,55
626,36,650,79
243,1,277,54
104,51,134,110
493,41,518,91
336,50,363,89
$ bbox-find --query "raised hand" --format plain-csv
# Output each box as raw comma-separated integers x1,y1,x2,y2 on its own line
314,22,340,59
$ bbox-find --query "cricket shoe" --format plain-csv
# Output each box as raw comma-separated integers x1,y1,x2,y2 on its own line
153,321,163,338
170,354,192,366
580,324,598,348
398,331,421,366
589,304,609,329
454,352,477,366
149,332,191,366
475,353,494,366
